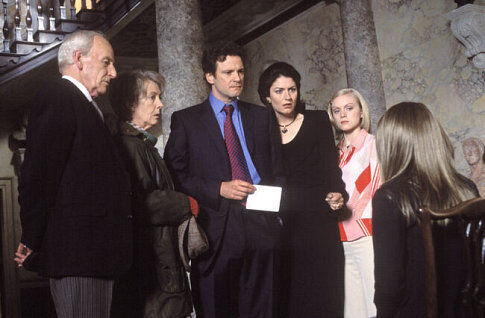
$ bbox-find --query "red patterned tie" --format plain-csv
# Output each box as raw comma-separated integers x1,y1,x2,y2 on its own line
223,105,253,183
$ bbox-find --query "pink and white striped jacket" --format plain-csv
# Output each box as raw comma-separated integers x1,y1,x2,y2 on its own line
338,129,381,242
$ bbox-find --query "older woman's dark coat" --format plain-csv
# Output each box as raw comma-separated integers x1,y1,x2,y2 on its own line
111,122,192,318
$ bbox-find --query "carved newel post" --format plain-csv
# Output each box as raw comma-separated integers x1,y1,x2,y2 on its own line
14,0,21,41
26,0,33,41
2,0,9,52
59,0,66,19
37,0,45,31
446,4,485,69
48,0,55,30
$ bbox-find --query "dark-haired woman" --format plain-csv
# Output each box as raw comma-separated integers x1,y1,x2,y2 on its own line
109,70,198,318
373,102,478,318
258,62,347,317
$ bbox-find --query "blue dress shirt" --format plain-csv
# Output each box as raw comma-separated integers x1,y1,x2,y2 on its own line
209,93,261,185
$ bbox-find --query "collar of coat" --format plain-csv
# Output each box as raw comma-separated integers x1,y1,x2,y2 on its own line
120,121,158,145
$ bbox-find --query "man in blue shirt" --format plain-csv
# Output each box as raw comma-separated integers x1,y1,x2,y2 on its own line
164,42,282,318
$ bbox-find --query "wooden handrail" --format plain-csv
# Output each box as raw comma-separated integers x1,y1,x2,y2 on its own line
418,197,485,318
419,197,485,220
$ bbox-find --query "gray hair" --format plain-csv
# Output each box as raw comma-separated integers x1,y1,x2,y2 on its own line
109,70,165,122
58,30,106,73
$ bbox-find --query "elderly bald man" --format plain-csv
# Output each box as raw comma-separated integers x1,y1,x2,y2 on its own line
15,30,133,318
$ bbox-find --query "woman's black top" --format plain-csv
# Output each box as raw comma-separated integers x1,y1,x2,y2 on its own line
373,177,478,318
279,110,347,318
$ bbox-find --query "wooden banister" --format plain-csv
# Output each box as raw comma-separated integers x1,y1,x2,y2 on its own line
418,197,485,318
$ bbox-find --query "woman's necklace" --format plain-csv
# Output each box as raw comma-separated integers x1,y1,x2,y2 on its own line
279,115,297,134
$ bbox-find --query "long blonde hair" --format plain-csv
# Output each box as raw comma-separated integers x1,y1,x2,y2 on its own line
375,102,476,223
328,88,371,142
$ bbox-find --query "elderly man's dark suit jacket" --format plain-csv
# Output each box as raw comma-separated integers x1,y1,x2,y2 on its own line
19,78,133,278
164,99,276,273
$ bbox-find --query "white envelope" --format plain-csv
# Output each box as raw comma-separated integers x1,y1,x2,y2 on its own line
246,185,282,212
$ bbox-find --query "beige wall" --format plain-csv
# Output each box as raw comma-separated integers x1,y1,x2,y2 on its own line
0,136,15,178
1,1,484,182
372,0,485,174
241,2,347,110
242,0,484,176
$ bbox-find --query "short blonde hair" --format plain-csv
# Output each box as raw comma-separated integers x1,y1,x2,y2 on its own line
328,88,371,141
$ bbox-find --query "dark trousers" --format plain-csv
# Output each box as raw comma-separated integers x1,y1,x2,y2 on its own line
50,276,114,318
191,208,283,318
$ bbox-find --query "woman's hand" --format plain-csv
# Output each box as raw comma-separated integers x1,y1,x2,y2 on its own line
325,192,344,211
14,243,33,267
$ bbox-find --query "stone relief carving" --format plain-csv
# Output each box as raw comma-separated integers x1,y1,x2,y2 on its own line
462,136,485,197
446,4,485,68
453,56,485,110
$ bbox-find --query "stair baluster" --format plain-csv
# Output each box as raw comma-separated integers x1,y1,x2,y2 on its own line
70,0,75,19
2,0,9,52
48,0,55,30
59,0,66,19
26,0,33,41
14,0,21,41
37,0,44,31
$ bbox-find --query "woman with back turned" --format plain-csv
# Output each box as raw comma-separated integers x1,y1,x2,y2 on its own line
372,102,479,318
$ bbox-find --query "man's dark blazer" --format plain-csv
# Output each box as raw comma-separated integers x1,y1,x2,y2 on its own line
19,78,133,278
164,98,276,273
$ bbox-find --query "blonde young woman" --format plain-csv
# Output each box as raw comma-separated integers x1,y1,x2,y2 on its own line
328,89,380,318
372,102,478,317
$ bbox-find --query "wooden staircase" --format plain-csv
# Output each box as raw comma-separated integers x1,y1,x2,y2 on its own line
0,0,143,85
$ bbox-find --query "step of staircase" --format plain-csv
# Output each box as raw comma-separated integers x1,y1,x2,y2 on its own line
10,41,43,54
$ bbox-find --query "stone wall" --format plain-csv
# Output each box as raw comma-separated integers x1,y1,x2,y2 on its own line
242,0,484,182
372,0,485,180
1,0,484,186
241,2,347,111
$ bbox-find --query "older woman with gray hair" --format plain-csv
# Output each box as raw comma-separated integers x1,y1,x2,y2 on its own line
109,70,199,318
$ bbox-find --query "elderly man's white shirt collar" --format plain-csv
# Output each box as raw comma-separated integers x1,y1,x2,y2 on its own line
62,75,104,120
62,75,93,102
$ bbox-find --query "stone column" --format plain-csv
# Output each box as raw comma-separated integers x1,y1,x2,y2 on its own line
155,0,207,147
338,0,386,132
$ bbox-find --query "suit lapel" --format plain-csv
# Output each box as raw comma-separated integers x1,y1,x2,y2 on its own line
199,99,230,161
63,79,106,130
63,80,119,158
239,101,255,157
